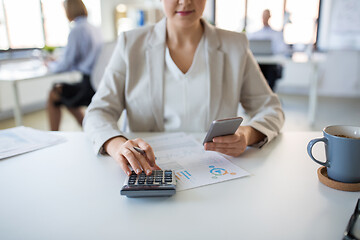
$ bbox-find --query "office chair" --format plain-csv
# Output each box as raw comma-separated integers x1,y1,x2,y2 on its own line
90,41,128,132
90,41,117,90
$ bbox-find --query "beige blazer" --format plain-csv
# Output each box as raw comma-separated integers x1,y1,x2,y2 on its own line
83,18,285,154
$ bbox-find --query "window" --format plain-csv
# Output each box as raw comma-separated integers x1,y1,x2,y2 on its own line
0,1,8,49
83,0,101,27
203,0,215,25
213,0,320,46
283,0,320,44
41,0,68,47
4,0,44,49
0,0,101,51
246,0,284,33
215,0,245,32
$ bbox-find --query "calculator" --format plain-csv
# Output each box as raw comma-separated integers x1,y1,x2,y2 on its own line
120,170,176,198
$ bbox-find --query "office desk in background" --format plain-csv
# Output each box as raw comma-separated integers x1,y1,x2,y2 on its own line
255,53,325,125
0,131,358,240
0,59,80,126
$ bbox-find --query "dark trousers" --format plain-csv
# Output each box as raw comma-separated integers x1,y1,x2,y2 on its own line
259,64,283,91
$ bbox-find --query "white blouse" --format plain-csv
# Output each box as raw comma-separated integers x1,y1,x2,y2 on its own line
163,36,209,132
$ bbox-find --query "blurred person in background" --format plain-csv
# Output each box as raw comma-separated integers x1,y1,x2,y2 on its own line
248,9,287,90
46,0,102,131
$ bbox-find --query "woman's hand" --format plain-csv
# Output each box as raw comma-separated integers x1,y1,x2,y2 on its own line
204,126,265,157
104,136,161,176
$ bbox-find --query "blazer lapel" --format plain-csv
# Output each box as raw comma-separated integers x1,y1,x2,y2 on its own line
203,20,224,124
145,18,167,131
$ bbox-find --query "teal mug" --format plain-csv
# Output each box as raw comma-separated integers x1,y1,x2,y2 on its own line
307,125,360,183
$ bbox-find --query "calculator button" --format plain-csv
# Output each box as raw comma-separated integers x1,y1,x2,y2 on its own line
146,180,154,184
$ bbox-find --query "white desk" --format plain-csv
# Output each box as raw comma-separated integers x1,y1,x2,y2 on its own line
255,53,326,125
0,59,79,126
0,131,358,240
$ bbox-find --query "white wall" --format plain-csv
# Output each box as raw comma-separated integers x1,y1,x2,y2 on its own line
318,51,360,96
100,0,161,41
317,0,360,51
277,51,360,97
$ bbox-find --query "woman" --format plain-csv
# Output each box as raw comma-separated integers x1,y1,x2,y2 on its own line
83,0,284,176
47,0,102,131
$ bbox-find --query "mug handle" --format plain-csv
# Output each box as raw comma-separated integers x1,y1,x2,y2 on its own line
307,137,329,167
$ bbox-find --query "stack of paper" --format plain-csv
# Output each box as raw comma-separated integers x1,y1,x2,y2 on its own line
0,126,67,160
144,133,250,191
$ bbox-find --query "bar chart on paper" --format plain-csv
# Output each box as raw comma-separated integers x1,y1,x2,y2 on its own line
144,133,250,191
175,170,196,186
160,154,249,191
177,171,192,181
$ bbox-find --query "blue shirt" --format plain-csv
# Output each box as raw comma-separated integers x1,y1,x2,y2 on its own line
48,16,103,75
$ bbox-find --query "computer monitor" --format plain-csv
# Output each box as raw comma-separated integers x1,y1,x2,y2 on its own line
249,39,273,56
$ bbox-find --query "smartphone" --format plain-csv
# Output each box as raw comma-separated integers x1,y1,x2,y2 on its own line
203,117,243,145
343,199,360,240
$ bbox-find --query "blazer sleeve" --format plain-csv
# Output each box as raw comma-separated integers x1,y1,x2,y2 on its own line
240,41,285,146
83,33,128,154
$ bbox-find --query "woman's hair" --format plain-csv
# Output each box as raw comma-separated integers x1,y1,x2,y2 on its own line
64,0,88,21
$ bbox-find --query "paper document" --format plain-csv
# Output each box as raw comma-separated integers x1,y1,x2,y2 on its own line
0,126,67,159
144,133,250,191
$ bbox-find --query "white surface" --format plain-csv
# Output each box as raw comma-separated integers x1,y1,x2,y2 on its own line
0,59,80,125
0,126,66,159
0,59,48,81
0,131,358,240
254,54,289,65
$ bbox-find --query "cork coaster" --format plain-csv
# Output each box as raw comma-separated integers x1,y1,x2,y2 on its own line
317,167,360,192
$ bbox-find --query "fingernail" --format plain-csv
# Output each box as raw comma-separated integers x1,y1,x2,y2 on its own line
136,169,141,174
146,169,151,175
126,171,131,176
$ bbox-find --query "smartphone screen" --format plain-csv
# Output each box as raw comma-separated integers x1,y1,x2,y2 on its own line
203,117,243,145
